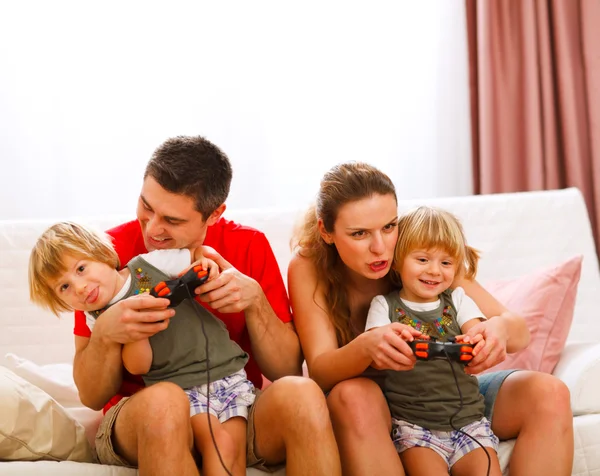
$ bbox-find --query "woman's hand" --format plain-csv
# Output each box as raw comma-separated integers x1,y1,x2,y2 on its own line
459,318,508,374
365,323,425,371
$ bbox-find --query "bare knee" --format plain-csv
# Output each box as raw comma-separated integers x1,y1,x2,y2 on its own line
267,376,330,435
528,374,572,423
327,378,390,434
130,382,192,438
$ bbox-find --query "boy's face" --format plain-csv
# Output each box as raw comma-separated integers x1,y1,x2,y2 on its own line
137,176,222,252
399,248,456,303
51,255,124,312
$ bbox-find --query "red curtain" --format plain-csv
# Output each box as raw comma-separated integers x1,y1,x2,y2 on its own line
466,0,600,252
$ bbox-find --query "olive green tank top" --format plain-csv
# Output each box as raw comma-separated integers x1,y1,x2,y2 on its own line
93,255,248,389
383,289,485,430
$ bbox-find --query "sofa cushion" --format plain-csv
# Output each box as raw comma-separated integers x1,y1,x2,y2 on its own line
482,255,583,374
0,366,94,462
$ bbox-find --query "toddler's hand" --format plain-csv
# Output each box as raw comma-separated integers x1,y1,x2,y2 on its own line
456,333,485,360
182,257,220,281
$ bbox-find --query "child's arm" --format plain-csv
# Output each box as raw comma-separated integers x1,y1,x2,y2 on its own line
122,339,153,375
365,295,392,331
189,246,220,281
366,295,425,341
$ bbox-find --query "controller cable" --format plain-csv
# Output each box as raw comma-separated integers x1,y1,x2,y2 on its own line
196,303,234,476
443,347,491,476
151,269,234,475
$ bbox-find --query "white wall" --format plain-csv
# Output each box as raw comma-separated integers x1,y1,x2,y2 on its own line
0,1,472,221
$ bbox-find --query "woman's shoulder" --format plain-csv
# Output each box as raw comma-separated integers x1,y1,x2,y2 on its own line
288,251,317,278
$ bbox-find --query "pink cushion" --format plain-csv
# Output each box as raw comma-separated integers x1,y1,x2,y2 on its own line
481,255,583,374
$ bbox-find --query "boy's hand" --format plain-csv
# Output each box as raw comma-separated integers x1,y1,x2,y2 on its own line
185,256,220,281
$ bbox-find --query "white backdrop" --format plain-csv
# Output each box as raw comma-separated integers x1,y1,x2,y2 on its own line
0,1,472,221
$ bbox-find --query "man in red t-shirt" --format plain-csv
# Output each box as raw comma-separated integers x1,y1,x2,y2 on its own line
74,136,341,475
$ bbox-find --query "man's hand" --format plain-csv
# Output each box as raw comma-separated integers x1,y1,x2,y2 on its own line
460,319,508,374
196,247,261,313
93,294,174,344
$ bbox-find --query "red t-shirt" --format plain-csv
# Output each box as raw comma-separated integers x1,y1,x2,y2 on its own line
73,218,293,414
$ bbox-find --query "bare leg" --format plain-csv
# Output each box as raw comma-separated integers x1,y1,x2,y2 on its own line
400,447,448,476
327,378,404,476
252,376,341,476
113,382,198,476
192,414,246,476
451,448,502,476
491,371,573,476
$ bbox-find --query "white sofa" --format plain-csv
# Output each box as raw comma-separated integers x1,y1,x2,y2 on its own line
1,187,600,475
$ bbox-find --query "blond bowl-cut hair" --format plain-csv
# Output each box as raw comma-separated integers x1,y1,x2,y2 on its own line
393,206,480,281
28,222,120,316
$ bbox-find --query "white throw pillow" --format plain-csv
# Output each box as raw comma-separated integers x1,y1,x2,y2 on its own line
3,354,104,448
0,366,94,462
552,342,600,415
4,353,81,407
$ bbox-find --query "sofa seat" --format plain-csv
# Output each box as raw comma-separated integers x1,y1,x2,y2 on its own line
1,187,600,475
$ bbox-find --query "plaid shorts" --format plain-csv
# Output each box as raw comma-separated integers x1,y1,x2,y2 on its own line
392,417,499,469
185,369,256,423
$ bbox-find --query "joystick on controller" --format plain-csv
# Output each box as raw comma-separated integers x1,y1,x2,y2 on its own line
409,338,474,364
150,265,209,308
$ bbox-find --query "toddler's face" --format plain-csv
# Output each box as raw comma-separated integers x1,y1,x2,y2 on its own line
399,248,456,303
50,255,124,312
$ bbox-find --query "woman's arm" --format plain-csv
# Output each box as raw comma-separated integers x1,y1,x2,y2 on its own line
459,278,530,352
288,254,419,392
456,278,531,374
122,339,153,375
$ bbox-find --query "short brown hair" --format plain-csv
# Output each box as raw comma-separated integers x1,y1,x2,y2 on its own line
144,135,233,220
393,206,479,280
28,222,119,316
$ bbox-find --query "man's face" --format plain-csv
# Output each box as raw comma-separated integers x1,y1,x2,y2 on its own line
136,176,211,251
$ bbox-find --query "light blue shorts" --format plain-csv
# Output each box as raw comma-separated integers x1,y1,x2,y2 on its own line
477,369,520,421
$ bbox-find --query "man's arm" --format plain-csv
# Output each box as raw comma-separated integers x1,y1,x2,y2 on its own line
73,295,174,410
200,248,303,381
244,290,303,380
74,334,123,411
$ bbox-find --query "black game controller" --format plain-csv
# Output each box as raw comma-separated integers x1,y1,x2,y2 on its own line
409,338,474,364
150,265,209,308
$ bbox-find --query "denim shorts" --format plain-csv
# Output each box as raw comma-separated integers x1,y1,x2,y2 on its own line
477,369,519,421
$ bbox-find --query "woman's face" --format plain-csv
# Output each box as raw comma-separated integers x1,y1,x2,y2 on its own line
323,193,399,280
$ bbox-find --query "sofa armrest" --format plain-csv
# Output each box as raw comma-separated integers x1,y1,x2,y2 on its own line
552,341,600,415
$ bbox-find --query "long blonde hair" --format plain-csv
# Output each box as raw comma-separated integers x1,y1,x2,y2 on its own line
394,206,479,280
292,162,397,346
